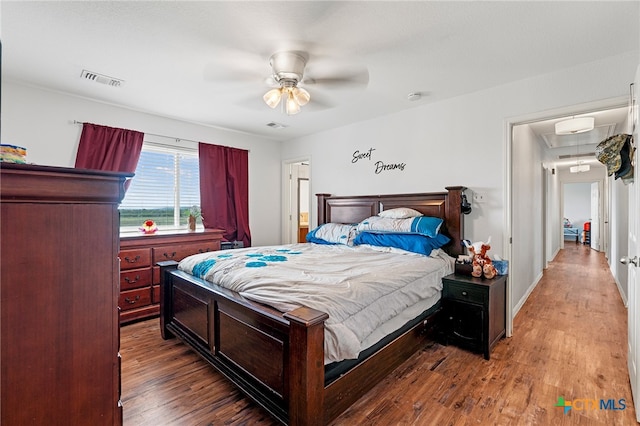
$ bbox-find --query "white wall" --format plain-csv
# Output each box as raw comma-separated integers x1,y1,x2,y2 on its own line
2,82,283,247
281,50,639,318
564,182,592,231
280,89,509,257
511,123,544,315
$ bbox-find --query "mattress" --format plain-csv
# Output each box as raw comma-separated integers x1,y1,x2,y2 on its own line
178,242,454,363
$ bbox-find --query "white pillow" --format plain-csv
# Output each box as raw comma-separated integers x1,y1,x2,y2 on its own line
378,207,422,219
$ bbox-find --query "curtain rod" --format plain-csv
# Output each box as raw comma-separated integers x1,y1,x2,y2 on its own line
72,120,251,153
73,120,200,145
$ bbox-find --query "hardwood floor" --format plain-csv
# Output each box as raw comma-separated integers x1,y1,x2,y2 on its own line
121,244,636,425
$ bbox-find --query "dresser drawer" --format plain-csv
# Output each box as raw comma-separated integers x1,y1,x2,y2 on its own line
119,248,152,270
152,242,219,263
443,282,485,304
119,288,152,311
152,285,161,304
120,268,152,291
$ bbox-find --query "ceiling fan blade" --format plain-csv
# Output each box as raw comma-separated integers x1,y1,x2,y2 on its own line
236,94,276,111
302,69,369,89
303,91,336,111
203,62,265,83
264,75,279,87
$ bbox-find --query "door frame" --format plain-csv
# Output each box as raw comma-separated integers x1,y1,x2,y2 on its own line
505,96,627,337
627,67,639,423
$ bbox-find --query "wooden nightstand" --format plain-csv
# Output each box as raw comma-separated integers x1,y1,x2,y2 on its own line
442,273,507,360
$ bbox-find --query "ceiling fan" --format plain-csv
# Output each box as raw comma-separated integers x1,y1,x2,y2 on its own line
261,50,369,115
263,51,311,115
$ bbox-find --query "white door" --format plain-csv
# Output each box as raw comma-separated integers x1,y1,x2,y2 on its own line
590,182,600,250
626,65,640,423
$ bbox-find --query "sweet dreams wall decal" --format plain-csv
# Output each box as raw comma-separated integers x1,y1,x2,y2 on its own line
351,147,406,174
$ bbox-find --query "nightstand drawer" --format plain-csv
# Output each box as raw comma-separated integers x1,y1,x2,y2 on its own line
443,282,485,304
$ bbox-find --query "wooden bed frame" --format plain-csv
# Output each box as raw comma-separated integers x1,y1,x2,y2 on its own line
159,186,466,425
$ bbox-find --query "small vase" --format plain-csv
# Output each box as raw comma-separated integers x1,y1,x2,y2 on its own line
188,215,196,232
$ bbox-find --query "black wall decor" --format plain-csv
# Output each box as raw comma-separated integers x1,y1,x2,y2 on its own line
351,147,406,174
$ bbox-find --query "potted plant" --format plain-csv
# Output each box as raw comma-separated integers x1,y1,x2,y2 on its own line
188,205,202,231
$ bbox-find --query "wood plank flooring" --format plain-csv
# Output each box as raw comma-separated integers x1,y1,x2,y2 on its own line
121,244,637,425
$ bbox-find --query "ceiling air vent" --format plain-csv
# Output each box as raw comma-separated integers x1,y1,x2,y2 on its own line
558,152,595,159
80,69,124,87
266,122,287,129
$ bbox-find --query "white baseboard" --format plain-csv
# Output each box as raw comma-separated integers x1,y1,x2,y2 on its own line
512,271,544,318
609,262,629,307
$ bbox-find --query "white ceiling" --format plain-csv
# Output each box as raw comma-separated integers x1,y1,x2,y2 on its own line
1,1,638,142
528,106,630,170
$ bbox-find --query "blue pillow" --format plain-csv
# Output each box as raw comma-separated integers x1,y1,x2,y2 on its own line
353,232,450,256
410,216,444,237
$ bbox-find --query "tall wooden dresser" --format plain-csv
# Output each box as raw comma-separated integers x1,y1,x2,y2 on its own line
1,163,130,425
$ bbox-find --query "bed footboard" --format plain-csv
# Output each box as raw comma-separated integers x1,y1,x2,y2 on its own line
159,261,329,425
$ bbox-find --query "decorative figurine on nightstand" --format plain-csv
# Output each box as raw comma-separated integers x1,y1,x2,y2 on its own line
464,237,497,279
139,219,158,235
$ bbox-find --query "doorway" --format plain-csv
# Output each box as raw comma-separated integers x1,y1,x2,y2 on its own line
562,181,602,250
507,99,628,337
282,159,311,244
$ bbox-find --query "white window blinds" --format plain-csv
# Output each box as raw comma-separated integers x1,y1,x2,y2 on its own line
120,142,200,231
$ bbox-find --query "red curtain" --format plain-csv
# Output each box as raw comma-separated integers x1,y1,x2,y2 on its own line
199,143,251,247
74,123,144,181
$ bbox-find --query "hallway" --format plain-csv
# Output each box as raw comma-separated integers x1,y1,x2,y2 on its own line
502,244,635,424
121,245,636,425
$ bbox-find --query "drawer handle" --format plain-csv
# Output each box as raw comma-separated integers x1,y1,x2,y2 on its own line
124,295,141,305
198,248,211,254
163,251,177,259
461,291,468,296
124,255,141,264
124,275,140,284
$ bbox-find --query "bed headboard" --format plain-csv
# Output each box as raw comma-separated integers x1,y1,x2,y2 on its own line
316,186,466,256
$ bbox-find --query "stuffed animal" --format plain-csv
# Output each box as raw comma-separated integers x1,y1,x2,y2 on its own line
464,237,497,279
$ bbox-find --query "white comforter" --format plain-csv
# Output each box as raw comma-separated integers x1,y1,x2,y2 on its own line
178,243,453,363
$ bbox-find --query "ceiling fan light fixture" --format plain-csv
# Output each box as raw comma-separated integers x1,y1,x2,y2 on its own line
285,90,301,115
555,117,595,135
263,88,283,109
292,87,310,106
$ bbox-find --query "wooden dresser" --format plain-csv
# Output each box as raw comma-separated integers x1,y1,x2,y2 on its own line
1,163,130,425
119,230,224,324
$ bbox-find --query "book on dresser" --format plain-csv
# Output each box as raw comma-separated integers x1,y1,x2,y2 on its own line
119,230,224,324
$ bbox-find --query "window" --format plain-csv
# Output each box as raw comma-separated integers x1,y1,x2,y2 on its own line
120,142,200,232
